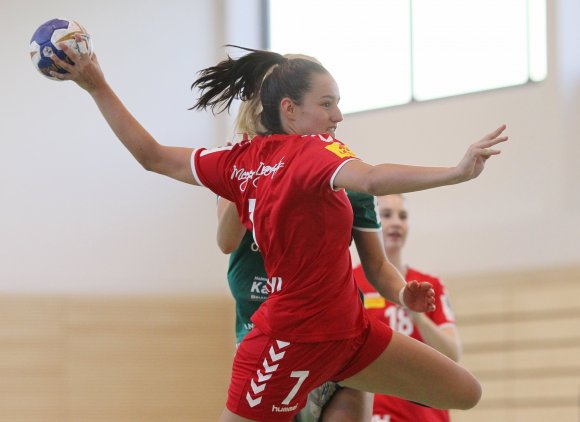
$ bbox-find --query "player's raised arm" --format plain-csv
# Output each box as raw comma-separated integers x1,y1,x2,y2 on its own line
216,197,246,254
334,125,508,195
50,39,198,186
353,229,435,312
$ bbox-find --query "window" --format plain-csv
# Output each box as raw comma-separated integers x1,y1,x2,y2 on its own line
267,0,547,113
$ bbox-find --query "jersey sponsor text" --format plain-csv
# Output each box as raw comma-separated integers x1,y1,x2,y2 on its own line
231,159,285,191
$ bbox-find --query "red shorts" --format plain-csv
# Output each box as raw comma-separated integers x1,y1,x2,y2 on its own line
226,315,392,421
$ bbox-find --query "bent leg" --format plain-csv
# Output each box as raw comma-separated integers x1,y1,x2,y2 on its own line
321,387,373,422
339,331,481,410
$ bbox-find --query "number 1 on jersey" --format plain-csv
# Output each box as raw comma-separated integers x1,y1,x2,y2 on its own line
248,198,259,247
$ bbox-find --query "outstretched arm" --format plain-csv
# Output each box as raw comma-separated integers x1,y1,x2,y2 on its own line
410,313,462,361
50,40,197,185
353,229,435,312
334,125,508,194
216,197,246,254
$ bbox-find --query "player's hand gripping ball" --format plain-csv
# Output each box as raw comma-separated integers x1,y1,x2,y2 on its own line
30,18,92,81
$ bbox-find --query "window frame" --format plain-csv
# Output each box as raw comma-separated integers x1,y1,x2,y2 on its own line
262,0,547,114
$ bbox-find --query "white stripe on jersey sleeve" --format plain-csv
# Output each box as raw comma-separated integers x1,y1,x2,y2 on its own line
190,145,235,187
352,226,382,232
190,149,205,187
372,195,381,226
329,158,358,191
200,145,234,156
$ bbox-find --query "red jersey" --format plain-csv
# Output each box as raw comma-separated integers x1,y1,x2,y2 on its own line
354,265,455,422
192,133,367,342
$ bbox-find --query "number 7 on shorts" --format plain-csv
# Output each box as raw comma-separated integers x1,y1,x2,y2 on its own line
282,371,310,405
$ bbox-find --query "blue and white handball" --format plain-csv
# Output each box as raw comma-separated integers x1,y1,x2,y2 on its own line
30,18,92,80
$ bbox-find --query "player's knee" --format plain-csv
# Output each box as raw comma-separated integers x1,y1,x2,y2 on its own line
456,378,482,410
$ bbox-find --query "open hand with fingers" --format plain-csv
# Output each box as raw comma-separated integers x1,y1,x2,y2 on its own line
455,124,509,182
402,280,436,313
49,34,107,93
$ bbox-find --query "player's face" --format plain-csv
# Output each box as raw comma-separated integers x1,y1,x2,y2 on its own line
378,195,409,254
292,72,343,137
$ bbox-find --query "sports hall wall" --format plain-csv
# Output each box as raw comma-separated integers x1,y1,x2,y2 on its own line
1,0,579,421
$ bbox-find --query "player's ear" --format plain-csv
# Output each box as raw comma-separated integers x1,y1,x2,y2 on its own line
280,97,296,121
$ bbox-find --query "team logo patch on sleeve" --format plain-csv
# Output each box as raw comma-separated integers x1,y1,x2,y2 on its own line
324,142,357,159
364,293,386,309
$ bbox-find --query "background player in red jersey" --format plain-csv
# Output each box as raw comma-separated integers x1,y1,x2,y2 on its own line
51,42,507,422
355,194,461,422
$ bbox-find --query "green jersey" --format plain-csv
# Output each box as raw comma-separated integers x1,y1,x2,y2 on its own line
227,190,381,344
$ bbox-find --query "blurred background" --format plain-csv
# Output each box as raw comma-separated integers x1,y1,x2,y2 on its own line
1,0,579,420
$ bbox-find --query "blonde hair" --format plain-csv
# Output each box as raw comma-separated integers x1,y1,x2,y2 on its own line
234,53,322,139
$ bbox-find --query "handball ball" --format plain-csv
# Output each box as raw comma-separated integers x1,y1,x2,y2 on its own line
30,18,92,80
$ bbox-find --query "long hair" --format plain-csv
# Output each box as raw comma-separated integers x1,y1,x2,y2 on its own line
234,53,322,137
234,95,265,138
191,46,328,135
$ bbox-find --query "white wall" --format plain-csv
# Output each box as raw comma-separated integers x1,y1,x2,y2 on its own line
344,0,580,278
1,0,578,295
2,0,235,294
